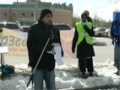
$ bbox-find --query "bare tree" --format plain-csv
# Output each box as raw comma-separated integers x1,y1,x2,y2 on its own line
72,13,111,28
92,13,110,28
72,15,80,27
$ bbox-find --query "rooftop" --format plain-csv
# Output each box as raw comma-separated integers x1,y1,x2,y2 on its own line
0,2,52,9
0,1,73,11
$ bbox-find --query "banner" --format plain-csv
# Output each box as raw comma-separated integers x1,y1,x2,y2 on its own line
2,28,74,59
60,30,74,57
2,28,28,58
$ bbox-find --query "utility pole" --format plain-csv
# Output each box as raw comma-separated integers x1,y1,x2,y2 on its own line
9,8,12,21
35,0,38,21
0,5,1,21
16,0,18,20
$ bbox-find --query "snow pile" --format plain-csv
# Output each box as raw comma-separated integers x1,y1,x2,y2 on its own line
0,60,120,90
0,76,29,90
99,88,118,90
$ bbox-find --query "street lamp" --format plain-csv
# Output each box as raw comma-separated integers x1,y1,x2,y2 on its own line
35,0,38,21
0,6,1,21
16,0,18,20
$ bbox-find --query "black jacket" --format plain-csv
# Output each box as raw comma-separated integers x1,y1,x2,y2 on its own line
27,21,64,71
72,22,95,58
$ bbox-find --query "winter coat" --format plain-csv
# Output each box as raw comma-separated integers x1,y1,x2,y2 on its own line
72,22,95,58
27,21,64,71
111,12,120,46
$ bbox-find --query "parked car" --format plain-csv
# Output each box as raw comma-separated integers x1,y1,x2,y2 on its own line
94,27,106,37
21,23,72,33
20,23,72,33
32,22,72,31
104,28,111,38
0,21,23,31
54,23,72,30
22,25,30,32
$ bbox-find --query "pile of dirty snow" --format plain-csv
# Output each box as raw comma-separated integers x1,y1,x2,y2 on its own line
0,60,120,90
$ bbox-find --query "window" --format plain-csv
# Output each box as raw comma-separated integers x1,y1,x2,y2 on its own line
4,13,7,17
31,13,34,16
13,13,16,16
0,24,5,28
22,13,25,16
21,22,34,26
5,24,19,29
69,8,71,10
54,24,71,30
0,23,5,29
55,6,58,8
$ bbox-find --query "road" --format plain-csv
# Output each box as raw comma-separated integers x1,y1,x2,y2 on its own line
3,38,114,65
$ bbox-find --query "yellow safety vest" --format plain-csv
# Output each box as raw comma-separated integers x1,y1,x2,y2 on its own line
76,22,93,45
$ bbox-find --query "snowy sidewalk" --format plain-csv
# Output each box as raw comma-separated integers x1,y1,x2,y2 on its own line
0,61,120,90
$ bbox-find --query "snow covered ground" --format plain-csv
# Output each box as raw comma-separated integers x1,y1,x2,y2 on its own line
0,38,116,90
0,60,120,90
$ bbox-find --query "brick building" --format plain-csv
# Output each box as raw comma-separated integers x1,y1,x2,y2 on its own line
0,0,73,26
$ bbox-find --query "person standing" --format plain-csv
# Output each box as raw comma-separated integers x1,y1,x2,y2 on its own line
27,9,64,90
111,12,120,75
72,12,95,78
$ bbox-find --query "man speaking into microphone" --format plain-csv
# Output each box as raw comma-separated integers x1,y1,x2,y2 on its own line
27,9,64,90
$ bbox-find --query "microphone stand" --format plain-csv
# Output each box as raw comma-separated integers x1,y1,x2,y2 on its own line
27,31,54,89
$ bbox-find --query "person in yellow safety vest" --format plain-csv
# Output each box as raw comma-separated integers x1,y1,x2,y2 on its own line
72,12,95,78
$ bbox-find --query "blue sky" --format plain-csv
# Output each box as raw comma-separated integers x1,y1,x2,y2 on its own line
0,0,120,21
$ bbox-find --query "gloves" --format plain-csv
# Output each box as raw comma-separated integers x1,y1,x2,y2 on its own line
83,25,88,28
83,25,89,31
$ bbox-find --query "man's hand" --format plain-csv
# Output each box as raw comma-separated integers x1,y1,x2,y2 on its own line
83,25,88,31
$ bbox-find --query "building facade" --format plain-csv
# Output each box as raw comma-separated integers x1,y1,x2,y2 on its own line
0,0,73,26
